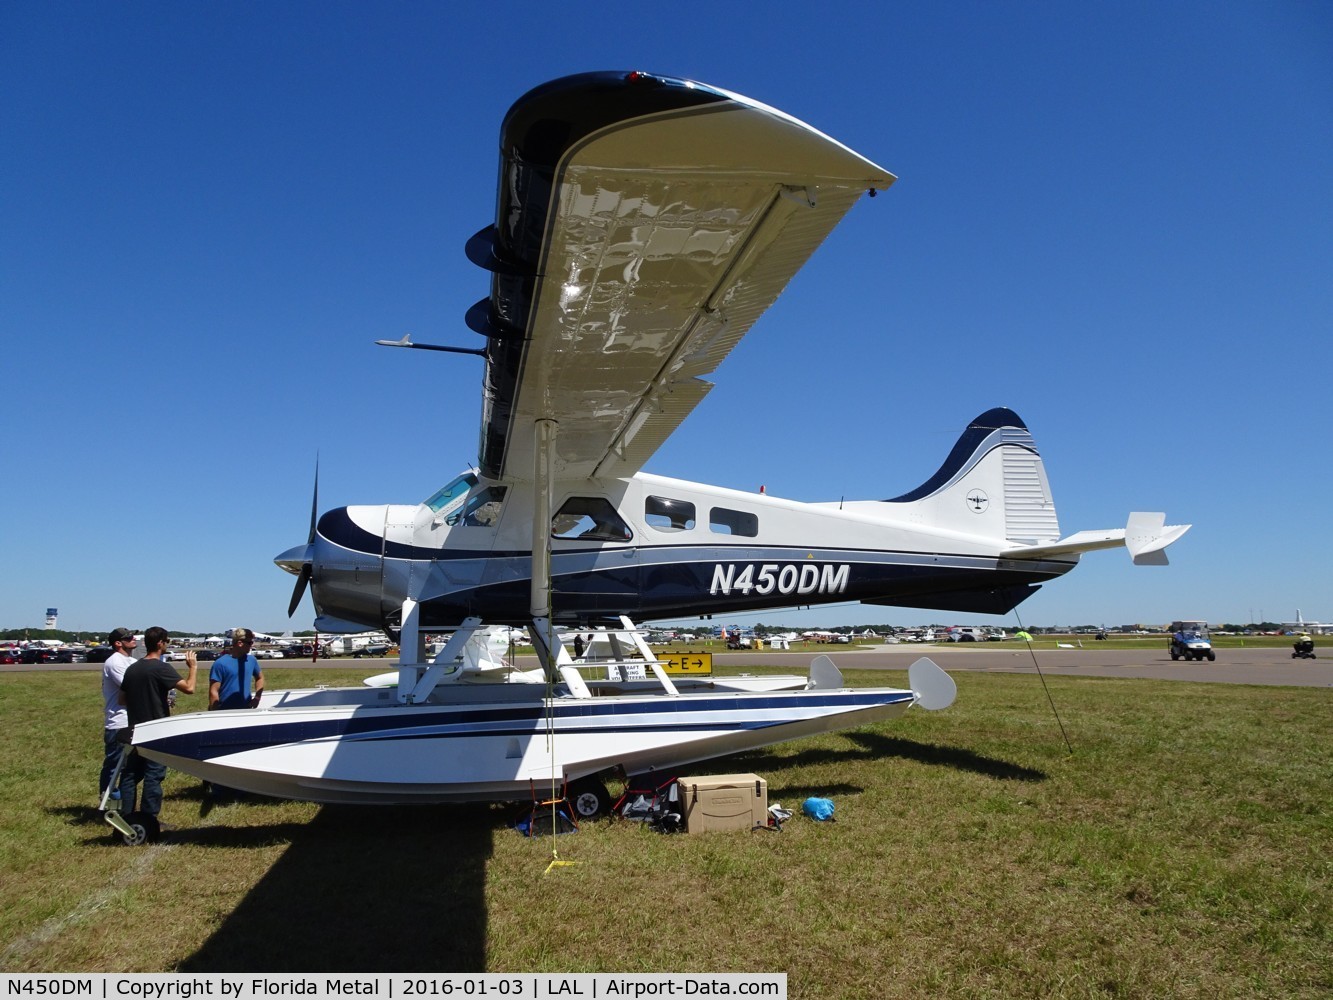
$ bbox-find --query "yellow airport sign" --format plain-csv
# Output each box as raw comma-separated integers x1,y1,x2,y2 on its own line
661,652,713,675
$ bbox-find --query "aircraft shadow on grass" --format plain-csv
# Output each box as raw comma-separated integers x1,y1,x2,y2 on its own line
728,731,1047,783
50,796,498,971
50,733,1040,971
176,803,502,973
162,732,1038,973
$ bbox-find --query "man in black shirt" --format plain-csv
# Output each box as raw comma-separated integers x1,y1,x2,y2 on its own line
118,626,197,820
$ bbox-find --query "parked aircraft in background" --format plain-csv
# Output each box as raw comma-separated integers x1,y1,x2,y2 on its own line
1282,610,1331,635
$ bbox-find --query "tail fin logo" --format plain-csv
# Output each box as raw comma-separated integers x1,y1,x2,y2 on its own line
966,489,990,513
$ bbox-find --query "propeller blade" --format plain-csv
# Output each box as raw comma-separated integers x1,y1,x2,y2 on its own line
307,456,320,544
286,457,320,618
288,564,312,618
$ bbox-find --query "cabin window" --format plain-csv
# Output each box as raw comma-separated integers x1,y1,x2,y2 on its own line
645,496,696,532
552,497,633,542
448,486,507,527
709,506,758,537
424,472,477,515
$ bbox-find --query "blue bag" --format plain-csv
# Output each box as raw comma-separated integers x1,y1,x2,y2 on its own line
802,797,835,821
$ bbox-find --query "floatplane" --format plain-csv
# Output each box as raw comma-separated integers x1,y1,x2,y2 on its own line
131,71,1188,817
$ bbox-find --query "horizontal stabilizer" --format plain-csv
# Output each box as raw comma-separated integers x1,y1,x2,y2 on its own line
1001,512,1190,565
1126,512,1191,565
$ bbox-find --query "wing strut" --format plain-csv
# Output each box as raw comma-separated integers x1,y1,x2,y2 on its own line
394,598,421,703
530,419,561,682
403,616,485,704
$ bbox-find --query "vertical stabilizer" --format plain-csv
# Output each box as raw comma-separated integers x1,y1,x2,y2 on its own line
884,408,1060,546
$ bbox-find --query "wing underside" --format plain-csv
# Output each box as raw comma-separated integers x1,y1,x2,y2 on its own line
472,72,895,482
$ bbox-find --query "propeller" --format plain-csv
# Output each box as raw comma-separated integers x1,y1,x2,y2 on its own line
281,459,319,618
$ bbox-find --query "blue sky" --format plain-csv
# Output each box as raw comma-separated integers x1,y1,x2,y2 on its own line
2,1,1329,634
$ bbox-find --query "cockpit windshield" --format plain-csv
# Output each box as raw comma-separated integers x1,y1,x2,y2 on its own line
423,472,477,516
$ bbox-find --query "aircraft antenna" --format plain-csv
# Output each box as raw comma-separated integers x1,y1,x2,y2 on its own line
374,333,486,357
1012,612,1073,754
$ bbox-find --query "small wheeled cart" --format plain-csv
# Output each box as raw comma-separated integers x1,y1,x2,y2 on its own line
98,744,161,845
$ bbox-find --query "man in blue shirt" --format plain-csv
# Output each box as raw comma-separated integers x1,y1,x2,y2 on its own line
209,627,264,710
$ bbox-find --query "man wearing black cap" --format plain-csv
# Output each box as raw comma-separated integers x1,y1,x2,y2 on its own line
98,627,139,800
117,626,197,822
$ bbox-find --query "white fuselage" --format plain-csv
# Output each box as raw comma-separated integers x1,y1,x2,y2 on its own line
306,469,1076,631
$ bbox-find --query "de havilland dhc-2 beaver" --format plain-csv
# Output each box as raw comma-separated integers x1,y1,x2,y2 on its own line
128,71,1189,816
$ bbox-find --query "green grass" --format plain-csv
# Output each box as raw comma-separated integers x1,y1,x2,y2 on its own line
1,666,1329,997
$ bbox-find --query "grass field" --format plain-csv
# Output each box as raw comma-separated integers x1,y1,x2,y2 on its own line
1,665,1328,997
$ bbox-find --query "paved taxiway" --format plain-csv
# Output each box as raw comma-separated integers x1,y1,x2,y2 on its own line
716,644,1333,687
7,645,1329,686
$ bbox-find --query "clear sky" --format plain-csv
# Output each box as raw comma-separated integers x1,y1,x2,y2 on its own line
2,1,1329,635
